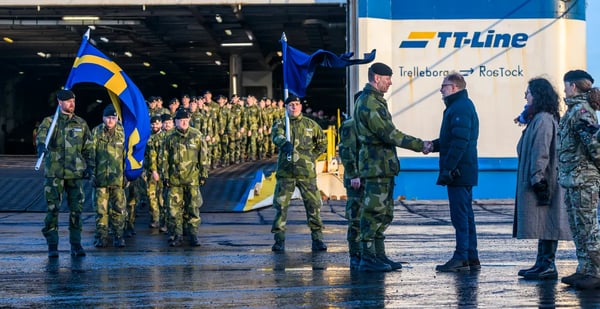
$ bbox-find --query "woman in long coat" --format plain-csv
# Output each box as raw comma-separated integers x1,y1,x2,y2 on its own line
513,77,571,280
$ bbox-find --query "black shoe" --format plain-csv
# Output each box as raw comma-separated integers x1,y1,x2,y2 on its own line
573,275,600,290
518,264,540,276
70,244,86,257
523,263,557,280
469,259,481,271
561,272,586,285
124,227,136,238
272,240,285,252
358,256,392,272
350,255,361,270
149,221,159,228
169,235,183,247
113,236,126,248
189,235,201,247
48,244,59,258
377,255,402,270
94,237,109,248
159,225,168,233
435,258,469,272
312,240,327,252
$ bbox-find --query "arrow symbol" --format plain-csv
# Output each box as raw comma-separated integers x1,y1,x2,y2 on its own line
459,68,474,76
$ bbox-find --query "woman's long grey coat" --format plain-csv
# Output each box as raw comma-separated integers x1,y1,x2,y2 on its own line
513,112,572,240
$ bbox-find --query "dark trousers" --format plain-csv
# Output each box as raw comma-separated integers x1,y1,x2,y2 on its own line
447,185,478,261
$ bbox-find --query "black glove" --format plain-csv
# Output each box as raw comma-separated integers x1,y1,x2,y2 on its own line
281,141,293,155
199,177,206,187
532,180,550,206
575,119,600,135
83,166,93,179
437,168,460,186
436,169,454,186
163,179,170,188
36,143,47,157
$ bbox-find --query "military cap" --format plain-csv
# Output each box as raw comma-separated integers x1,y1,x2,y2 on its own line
147,95,156,102
202,90,212,95
216,94,227,100
564,70,594,84
369,62,393,76
103,104,117,117
285,95,301,105
56,89,75,101
150,115,162,124
174,109,190,119
161,113,173,122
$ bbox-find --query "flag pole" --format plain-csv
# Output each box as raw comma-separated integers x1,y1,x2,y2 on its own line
281,32,292,161
35,28,92,171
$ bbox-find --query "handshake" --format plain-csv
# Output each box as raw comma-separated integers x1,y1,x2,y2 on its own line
422,141,434,155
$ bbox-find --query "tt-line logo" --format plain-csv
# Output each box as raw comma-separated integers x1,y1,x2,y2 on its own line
400,30,529,48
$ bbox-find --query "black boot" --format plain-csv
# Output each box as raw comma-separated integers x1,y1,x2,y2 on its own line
518,240,543,276
70,243,86,257
374,239,402,270
358,242,391,272
523,240,558,280
48,244,59,258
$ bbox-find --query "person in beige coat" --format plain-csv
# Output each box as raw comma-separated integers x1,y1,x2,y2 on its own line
513,77,572,280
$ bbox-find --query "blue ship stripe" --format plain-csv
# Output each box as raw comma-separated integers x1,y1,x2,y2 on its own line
358,0,585,21
399,41,429,48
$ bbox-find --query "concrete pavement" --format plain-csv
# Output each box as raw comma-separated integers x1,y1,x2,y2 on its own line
1,199,599,308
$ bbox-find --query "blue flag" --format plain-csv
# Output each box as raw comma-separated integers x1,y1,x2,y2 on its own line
65,32,150,180
281,37,376,97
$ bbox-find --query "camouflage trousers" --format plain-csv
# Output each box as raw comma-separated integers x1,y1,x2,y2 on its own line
168,185,203,237
125,177,147,230
246,133,258,160
345,183,363,256
146,177,163,223
220,135,230,165
210,144,220,167
271,177,324,242
360,177,394,243
93,186,126,239
42,177,85,245
565,186,600,276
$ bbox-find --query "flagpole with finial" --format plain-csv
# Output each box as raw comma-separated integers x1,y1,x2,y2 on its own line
281,32,292,161
35,27,92,171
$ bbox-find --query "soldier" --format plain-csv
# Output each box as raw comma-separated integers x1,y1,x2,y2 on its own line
338,92,363,269
162,109,209,247
90,105,127,248
145,116,163,228
245,95,261,161
229,94,245,164
36,89,93,257
353,63,431,272
157,113,175,232
270,95,328,252
204,90,221,169
558,70,600,290
216,94,231,167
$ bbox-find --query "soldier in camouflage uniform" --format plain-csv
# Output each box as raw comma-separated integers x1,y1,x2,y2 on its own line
353,63,430,272
217,95,232,167
90,105,127,248
204,91,221,169
270,95,328,252
157,114,175,232
162,109,209,247
245,95,261,161
36,89,93,257
557,70,600,290
229,95,245,164
338,114,363,269
145,116,164,229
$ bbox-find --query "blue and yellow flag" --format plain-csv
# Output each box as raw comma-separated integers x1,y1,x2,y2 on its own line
281,33,376,97
65,31,150,180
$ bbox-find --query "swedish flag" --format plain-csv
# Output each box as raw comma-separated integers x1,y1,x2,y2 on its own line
65,31,150,180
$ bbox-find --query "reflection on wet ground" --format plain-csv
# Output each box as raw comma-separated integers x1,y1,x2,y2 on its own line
1,200,599,307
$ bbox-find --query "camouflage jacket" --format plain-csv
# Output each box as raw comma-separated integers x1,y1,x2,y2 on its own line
353,83,424,178
338,119,359,183
272,114,326,179
163,127,209,186
90,123,125,187
245,105,261,131
145,130,163,175
36,112,93,179
558,94,600,187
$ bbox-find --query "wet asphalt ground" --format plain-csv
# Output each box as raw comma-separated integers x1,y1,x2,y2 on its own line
1,199,600,308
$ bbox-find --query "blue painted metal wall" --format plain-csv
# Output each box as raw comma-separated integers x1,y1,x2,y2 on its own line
394,157,517,200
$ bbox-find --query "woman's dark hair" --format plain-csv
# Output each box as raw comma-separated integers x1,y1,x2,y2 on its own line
588,88,600,110
528,77,559,120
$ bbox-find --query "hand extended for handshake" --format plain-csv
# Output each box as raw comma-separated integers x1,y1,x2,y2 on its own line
422,141,434,155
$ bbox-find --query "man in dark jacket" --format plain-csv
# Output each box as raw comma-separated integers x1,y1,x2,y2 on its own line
432,72,480,272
